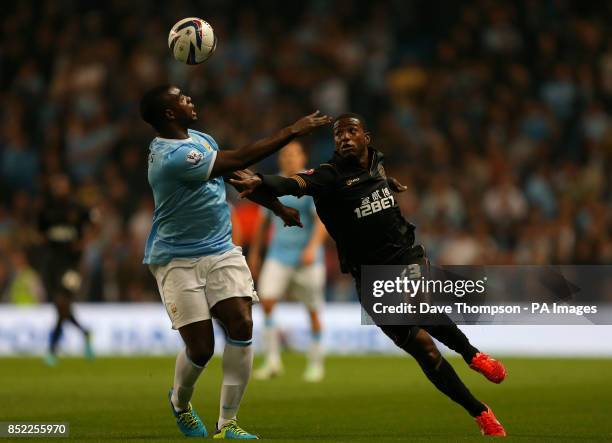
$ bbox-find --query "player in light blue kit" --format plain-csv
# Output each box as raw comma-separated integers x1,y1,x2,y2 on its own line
248,142,327,382
140,85,331,439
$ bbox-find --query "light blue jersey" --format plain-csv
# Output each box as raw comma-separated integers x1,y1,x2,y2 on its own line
143,129,233,265
266,194,324,267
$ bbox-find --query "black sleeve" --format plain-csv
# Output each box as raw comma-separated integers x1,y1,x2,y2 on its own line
290,164,337,197
260,174,302,196
261,164,337,198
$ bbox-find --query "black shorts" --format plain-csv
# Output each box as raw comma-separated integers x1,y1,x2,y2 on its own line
39,250,80,299
352,245,429,345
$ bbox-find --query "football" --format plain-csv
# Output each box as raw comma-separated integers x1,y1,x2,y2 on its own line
168,17,217,65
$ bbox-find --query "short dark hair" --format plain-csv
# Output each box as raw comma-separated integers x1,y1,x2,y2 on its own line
333,113,368,132
140,84,173,129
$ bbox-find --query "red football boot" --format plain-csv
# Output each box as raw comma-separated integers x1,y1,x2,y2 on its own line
475,406,507,437
470,352,506,384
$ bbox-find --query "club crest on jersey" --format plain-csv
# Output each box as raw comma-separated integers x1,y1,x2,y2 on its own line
186,149,204,165
168,303,178,316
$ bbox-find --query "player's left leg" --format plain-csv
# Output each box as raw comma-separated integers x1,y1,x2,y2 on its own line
64,299,94,360
211,297,258,440
206,247,259,439
382,326,506,436
292,262,326,382
421,322,505,383
45,292,71,366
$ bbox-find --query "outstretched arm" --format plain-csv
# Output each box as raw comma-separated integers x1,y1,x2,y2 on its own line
229,171,302,198
227,170,302,227
210,111,331,178
229,165,337,199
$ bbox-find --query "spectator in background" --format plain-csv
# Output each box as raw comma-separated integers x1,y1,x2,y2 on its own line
5,248,44,305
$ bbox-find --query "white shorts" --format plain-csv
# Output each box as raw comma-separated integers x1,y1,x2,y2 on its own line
258,258,325,311
149,247,258,329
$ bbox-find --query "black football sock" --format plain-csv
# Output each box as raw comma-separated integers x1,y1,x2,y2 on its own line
69,314,88,336
421,322,479,364
49,319,63,354
417,356,486,417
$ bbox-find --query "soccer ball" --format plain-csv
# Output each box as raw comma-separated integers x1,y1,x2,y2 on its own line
168,18,217,65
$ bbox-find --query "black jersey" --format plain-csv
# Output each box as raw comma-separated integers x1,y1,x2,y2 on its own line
38,197,90,260
290,147,415,274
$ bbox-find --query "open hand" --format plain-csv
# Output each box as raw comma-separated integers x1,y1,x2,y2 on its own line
276,206,302,228
388,177,408,193
228,170,263,198
290,111,332,137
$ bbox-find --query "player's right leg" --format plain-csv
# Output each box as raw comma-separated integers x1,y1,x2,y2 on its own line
45,292,71,366
172,320,215,437
381,326,506,436
254,298,283,379
254,259,291,379
46,310,62,366
303,309,324,382
150,259,211,437
42,258,67,366
401,251,506,383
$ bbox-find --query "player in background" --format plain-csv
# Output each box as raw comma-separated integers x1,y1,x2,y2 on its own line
140,84,330,439
38,174,94,366
248,141,327,382
230,114,507,437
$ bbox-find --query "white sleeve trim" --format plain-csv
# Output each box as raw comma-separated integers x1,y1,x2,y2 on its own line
204,150,218,180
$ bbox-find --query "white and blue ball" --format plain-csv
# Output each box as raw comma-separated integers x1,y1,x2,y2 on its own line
168,17,217,65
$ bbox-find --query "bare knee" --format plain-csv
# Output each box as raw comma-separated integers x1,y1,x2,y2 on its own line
225,314,253,342
212,298,254,342
260,299,276,316
187,342,215,366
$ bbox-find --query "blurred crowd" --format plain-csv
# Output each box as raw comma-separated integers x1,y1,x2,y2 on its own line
1,0,611,303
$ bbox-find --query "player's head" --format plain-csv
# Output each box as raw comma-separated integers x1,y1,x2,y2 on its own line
333,113,370,160
278,141,307,176
140,85,197,131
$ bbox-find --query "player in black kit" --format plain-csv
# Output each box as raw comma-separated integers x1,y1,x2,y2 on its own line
230,114,507,437
38,174,94,366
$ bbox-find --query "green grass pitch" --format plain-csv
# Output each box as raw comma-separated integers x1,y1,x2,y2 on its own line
1,355,611,442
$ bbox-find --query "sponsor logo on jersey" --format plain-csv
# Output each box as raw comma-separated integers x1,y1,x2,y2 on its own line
186,149,204,165
346,177,360,186
303,169,315,175
354,186,395,219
